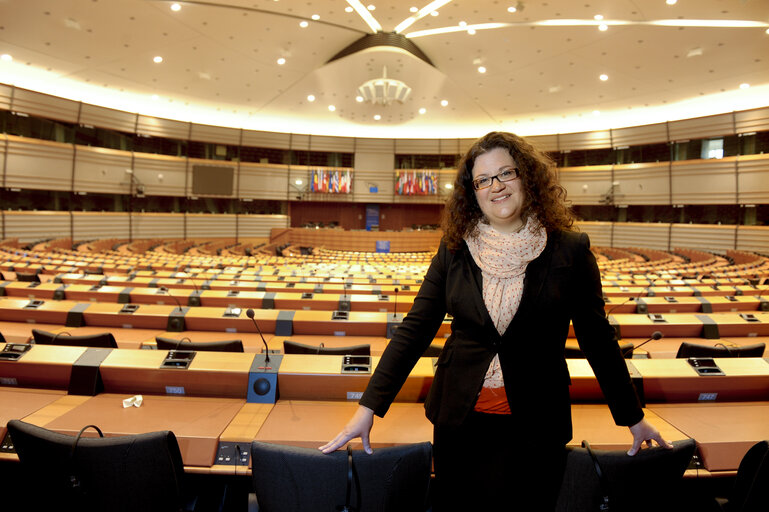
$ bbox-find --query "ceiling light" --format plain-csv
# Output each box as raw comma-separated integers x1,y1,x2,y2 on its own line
407,22,508,38
307,94,315,102
395,0,452,33
440,100,448,107
345,6,353,12
507,6,517,13
277,57,286,65
593,110,601,116
0,54,12,62
328,105,336,111
347,0,382,32
594,14,603,20
467,28,476,35
445,183,453,189
666,0,677,5
311,14,320,20
295,179,303,185
300,21,309,27
430,11,439,16
374,114,381,120
153,56,163,63
459,21,467,27
599,74,608,81
151,94,160,101
367,4,375,10
358,66,412,106
766,28,769,34
478,66,487,73
410,7,418,12
355,96,364,102
598,23,608,31
419,107,426,114
740,83,750,89
170,3,181,12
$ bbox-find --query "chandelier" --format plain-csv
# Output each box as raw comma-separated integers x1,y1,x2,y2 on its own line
357,66,412,106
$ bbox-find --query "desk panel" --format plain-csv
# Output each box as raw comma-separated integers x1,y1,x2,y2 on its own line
42,393,245,467
0,344,84,389
0,387,66,444
649,402,769,471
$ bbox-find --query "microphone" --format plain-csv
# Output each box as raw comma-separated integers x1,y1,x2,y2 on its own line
393,287,399,319
159,287,183,312
624,331,663,357
246,308,270,363
172,336,191,354
49,331,72,345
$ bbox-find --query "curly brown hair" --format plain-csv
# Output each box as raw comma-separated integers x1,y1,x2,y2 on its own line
441,131,575,250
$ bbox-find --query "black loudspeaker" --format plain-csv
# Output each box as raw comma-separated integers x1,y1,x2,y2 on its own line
166,308,187,332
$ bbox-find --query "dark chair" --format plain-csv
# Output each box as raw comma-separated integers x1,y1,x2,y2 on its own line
718,440,769,512
155,336,244,352
283,340,370,356
32,329,118,348
7,419,187,512
555,438,696,512
564,342,635,359
16,272,41,283
250,441,432,512
675,342,766,358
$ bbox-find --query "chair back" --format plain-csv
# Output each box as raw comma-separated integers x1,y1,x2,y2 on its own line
282,340,370,356
728,440,769,512
675,342,766,358
250,441,432,512
555,438,696,512
7,419,185,512
32,329,118,348
155,336,244,352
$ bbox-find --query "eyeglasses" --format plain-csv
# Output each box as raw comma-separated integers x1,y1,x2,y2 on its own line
471,167,519,190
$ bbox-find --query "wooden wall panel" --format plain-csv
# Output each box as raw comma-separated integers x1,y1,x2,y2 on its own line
394,139,441,154
79,104,137,134
737,154,769,204
186,213,237,238
131,154,188,197
73,146,133,194
3,211,71,243
72,212,130,240
734,107,769,134
5,137,73,191
612,222,670,250
241,130,292,149
670,224,737,252
612,123,668,147
736,226,769,253
558,130,612,151
612,162,670,205
0,84,12,111
289,201,366,230
238,214,289,238
668,113,734,141
10,88,79,123
310,135,355,153
353,169,394,203
188,124,240,145
671,158,737,205
238,163,288,200
574,221,612,247
559,166,613,205
132,213,185,239
526,134,559,152
379,204,442,231
136,115,190,140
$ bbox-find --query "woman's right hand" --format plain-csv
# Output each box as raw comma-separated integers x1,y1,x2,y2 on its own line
318,405,375,454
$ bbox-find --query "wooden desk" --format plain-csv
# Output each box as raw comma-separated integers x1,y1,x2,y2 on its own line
33,393,245,467
0,344,85,389
0,387,66,451
649,402,769,471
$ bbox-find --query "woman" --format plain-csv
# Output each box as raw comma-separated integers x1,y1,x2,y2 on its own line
320,132,670,510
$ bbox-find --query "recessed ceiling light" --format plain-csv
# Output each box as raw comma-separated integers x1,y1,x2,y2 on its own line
419,107,426,114
765,28,769,34
153,56,163,63
374,114,381,120
740,83,750,89
355,96,364,102
307,94,315,102
300,21,309,27
151,94,160,101
599,74,609,81
507,6,517,13
598,23,608,31
277,57,286,65
410,7,418,13
440,100,448,107
478,66,487,73
666,0,677,5
430,11,439,16
311,14,320,20
367,4,375,10
345,6,353,12
594,14,603,20
170,3,181,12
468,28,476,35
592,110,601,116
0,54,12,62
295,179,303,185
328,105,336,111
458,21,467,27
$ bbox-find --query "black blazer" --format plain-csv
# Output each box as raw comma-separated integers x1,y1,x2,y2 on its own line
360,230,643,444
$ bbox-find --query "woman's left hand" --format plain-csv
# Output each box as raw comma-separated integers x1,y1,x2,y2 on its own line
627,418,673,456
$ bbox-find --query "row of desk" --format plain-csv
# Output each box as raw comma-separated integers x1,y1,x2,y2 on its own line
2,343,769,474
